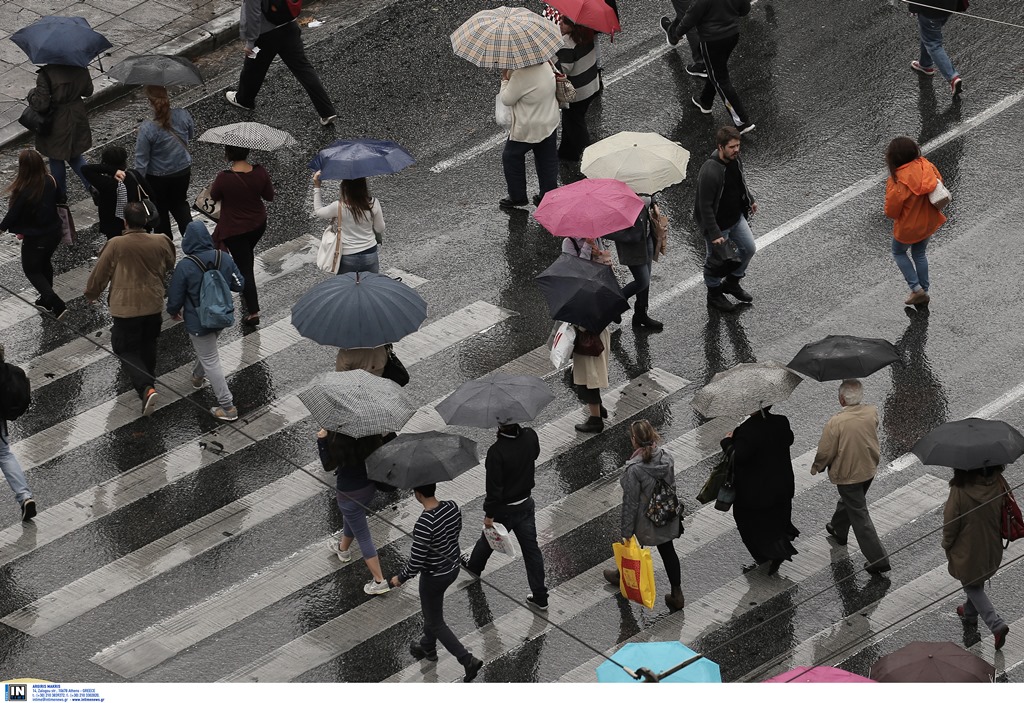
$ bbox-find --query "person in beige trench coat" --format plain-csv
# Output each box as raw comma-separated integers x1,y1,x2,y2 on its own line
572,324,610,433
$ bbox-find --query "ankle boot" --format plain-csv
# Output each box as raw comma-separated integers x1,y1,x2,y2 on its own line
707,287,737,312
665,588,685,611
574,415,604,433
631,311,664,331
603,568,620,586
599,404,608,419
722,275,753,302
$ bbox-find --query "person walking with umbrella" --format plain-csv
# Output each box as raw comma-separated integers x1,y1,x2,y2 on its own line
555,17,600,161
134,85,196,240
312,171,385,274
27,63,95,201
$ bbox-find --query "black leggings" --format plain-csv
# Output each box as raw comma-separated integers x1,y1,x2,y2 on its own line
222,223,265,313
656,541,682,590
21,231,63,309
147,166,193,239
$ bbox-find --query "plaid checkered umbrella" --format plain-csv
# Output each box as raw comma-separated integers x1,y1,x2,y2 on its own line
691,361,802,418
108,55,203,86
298,370,417,438
198,122,297,151
450,6,563,70
366,432,480,489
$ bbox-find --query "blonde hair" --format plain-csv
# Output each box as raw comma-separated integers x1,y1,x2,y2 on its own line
145,85,172,130
630,419,660,463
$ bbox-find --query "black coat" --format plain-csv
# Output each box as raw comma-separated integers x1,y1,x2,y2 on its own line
28,65,93,161
908,0,966,18
81,165,150,238
608,197,654,267
722,410,795,508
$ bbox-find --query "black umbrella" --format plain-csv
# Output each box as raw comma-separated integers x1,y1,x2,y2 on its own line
107,55,203,86
911,418,1024,469
437,374,554,428
535,253,629,331
365,432,480,489
11,16,111,68
787,335,900,381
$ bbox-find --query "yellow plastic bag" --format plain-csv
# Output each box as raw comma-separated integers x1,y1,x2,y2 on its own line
612,536,656,609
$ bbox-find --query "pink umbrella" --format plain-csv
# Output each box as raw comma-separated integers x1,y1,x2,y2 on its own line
764,666,875,683
534,179,644,239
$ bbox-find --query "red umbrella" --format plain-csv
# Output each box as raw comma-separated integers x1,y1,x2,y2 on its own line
545,0,621,35
868,641,994,683
534,179,644,239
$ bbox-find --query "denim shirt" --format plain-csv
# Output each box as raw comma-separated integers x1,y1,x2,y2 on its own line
134,108,195,177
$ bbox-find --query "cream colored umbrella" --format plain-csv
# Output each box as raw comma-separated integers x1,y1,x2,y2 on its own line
581,131,690,195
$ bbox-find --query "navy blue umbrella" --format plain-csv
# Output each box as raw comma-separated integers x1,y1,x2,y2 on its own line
11,17,112,68
308,139,415,180
290,272,427,348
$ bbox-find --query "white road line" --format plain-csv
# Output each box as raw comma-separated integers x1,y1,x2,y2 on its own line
92,369,688,679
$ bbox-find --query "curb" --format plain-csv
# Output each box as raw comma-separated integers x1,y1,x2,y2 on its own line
0,13,241,150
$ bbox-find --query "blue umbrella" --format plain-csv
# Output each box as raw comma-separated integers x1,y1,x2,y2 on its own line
596,642,721,683
11,17,112,68
308,139,415,180
290,272,427,348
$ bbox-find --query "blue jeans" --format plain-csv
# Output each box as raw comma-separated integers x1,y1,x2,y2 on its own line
918,14,958,82
336,484,378,559
466,497,548,603
0,425,31,504
337,247,379,275
704,216,756,288
502,130,559,202
49,156,89,201
892,238,929,292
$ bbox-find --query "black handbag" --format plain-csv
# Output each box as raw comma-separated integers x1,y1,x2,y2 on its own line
381,345,410,387
18,105,51,136
573,329,605,357
706,238,742,277
697,448,733,504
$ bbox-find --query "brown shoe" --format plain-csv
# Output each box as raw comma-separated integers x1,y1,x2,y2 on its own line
603,568,620,586
665,588,685,611
905,290,930,306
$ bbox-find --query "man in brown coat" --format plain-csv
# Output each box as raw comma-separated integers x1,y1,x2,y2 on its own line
85,203,177,415
810,379,891,575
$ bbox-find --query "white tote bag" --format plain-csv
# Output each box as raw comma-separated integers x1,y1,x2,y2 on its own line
483,524,517,558
929,179,951,211
550,321,576,369
315,217,342,273
495,93,512,129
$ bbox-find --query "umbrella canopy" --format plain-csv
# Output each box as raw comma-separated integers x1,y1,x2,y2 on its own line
787,335,900,382
290,272,427,348
764,666,875,683
297,370,417,438
581,132,690,195
535,253,629,331
437,374,554,428
365,431,480,489
107,55,202,86
450,6,563,70
545,0,622,34
11,16,111,68
199,122,297,151
534,179,645,239
912,418,1024,469
308,138,415,180
596,642,721,683
692,361,803,418
868,641,994,683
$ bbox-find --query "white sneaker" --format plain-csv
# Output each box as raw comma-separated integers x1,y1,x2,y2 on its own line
319,114,338,126
225,91,252,110
328,542,352,563
363,578,390,595
191,375,209,389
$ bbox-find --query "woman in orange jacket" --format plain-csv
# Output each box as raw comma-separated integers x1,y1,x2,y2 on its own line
884,136,946,306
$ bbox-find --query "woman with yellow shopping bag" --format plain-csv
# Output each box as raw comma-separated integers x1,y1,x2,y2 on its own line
604,420,685,610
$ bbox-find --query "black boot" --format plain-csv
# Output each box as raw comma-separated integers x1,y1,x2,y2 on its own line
574,415,604,433
721,275,753,302
632,312,664,331
707,287,737,312
599,405,608,419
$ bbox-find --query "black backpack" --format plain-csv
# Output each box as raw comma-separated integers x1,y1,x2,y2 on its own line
645,474,683,528
0,362,31,420
263,0,302,24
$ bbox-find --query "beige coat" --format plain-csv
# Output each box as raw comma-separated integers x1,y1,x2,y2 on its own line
336,346,386,375
943,472,1005,585
84,230,176,318
499,63,560,144
571,326,610,389
809,403,880,485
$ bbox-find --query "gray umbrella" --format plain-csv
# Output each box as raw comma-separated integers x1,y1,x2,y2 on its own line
436,373,554,428
691,361,803,418
107,55,202,86
365,432,480,489
298,370,417,438
911,418,1024,469
198,122,298,151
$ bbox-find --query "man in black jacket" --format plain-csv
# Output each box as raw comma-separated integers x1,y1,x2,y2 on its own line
908,0,964,97
660,0,709,77
462,423,549,610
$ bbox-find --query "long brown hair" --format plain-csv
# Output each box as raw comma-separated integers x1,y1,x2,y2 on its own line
561,17,596,45
6,149,48,205
885,136,921,180
340,178,373,224
630,419,660,463
145,85,172,130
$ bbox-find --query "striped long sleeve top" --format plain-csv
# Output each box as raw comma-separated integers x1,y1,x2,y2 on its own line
397,500,462,582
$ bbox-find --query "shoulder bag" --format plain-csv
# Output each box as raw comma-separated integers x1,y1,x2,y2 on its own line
381,344,410,386
495,92,512,128
1001,476,1024,548
50,176,76,246
650,203,669,262
129,173,161,230
19,70,53,136
929,179,951,211
573,328,604,357
549,61,576,108
315,204,343,273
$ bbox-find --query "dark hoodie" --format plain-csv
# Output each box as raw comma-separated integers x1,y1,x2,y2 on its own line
678,0,752,43
167,221,244,336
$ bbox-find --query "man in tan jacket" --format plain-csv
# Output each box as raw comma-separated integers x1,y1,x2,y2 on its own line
85,203,177,415
810,379,891,575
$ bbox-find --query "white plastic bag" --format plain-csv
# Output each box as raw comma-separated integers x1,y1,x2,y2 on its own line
550,321,576,369
495,93,512,129
484,524,517,557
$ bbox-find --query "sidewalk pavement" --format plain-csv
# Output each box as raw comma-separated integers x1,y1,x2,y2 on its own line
0,0,243,148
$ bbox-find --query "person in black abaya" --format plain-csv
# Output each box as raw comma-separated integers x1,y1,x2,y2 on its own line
721,406,799,574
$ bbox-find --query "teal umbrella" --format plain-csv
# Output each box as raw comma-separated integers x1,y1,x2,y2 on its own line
597,642,721,683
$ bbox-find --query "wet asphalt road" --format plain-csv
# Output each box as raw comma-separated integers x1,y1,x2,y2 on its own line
1,0,1024,684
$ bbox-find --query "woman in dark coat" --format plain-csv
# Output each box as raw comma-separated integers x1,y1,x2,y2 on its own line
609,195,663,330
28,64,94,200
721,406,799,574
944,465,1010,649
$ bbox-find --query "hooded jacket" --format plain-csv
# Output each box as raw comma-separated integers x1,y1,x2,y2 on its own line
28,65,93,162
884,156,946,244
678,0,752,43
943,470,1005,585
694,149,754,241
620,446,682,546
166,221,244,336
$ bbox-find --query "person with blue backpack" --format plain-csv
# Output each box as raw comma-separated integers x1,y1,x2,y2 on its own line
167,221,245,422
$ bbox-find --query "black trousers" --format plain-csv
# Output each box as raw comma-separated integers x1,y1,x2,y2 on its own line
558,94,596,161
699,33,749,125
147,166,193,239
222,223,265,314
655,541,682,590
669,0,703,63
467,497,548,603
236,20,335,118
418,569,471,662
21,231,63,309
111,313,163,399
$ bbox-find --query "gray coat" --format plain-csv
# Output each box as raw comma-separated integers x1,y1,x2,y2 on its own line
29,65,93,161
620,447,682,546
943,472,1005,586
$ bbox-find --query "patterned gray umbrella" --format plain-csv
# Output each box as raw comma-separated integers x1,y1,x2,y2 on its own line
298,370,417,438
691,361,803,418
365,432,480,489
107,54,202,86
437,374,554,428
198,122,298,151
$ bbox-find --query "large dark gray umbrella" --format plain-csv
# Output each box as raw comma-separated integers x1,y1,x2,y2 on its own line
535,253,629,331
437,374,554,428
11,17,111,68
911,418,1024,469
365,432,480,489
290,272,427,348
107,55,203,86
298,370,417,438
787,335,900,381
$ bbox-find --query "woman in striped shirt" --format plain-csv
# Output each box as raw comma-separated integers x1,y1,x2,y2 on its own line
556,18,601,161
